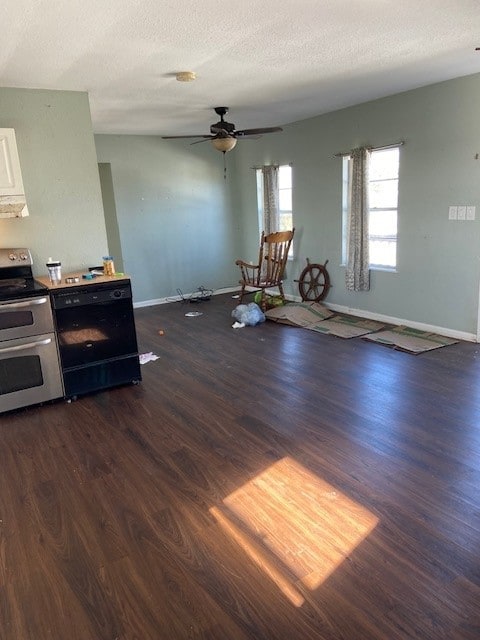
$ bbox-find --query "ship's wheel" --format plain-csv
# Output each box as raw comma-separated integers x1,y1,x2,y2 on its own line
295,258,331,302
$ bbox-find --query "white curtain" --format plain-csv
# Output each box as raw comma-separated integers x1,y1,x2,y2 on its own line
261,165,279,235
345,147,370,291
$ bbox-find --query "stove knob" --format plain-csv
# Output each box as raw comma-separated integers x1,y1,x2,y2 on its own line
8,253,17,261
19,253,29,260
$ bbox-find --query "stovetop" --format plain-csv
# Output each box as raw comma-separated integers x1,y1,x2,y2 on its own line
0,277,48,302
0,248,49,302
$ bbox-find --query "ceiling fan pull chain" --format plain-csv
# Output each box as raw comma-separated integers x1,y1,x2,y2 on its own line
223,152,227,180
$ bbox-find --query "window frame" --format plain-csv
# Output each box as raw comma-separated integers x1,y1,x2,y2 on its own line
342,146,400,271
278,164,293,235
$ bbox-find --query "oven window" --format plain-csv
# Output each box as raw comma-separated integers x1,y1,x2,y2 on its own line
0,310,34,331
0,355,43,395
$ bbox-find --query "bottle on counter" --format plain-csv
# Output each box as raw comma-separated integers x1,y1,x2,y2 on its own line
103,256,115,276
46,258,62,284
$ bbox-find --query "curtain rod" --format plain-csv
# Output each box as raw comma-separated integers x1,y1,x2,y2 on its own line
334,141,404,158
250,162,293,169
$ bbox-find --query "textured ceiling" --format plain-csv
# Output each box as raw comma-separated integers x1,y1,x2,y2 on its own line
1,0,480,136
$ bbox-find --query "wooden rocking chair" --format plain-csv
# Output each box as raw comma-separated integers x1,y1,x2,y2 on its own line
235,229,295,311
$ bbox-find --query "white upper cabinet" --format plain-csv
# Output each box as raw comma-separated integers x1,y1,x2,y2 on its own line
0,128,29,217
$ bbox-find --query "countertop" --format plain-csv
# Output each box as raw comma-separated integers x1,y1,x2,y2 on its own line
36,271,131,290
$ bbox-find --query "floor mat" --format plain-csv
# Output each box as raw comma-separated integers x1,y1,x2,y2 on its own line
307,315,385,338
265,301,334,327
363,325,459,354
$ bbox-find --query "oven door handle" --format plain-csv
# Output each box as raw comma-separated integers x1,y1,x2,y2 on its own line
0,337,52,354
0,297,49,309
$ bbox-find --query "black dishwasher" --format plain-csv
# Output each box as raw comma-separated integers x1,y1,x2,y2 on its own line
51,280,141,398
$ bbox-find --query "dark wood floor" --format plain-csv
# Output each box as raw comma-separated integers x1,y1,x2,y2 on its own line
1,294,479,639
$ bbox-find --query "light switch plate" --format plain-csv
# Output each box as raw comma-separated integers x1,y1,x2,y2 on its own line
457,206,466,220
448,206,458,220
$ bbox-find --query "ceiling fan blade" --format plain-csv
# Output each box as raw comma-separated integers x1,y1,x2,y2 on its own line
235,126,283,137
192,131,237,145
161,134,212,139
190,137,214,145
162,110,283,148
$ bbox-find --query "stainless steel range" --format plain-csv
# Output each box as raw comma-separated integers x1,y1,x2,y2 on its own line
0,248,63,413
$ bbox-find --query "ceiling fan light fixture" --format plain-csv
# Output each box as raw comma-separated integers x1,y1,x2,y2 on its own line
211,137,237,153
176,71,196,82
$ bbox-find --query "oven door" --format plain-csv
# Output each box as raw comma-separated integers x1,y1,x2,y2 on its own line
0,332,64,413
54,296,139,369
0,296,54,340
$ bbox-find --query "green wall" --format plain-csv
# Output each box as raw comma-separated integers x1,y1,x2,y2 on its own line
0,87,107,274
96,73,480,336
3,78,476,337
0,79,480,336
94,135,239,303
232,73,480,337
98,162,124,272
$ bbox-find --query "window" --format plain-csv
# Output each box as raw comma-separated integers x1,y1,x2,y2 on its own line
342,147,400,269
256,164,293,256
256,165,293,232
278,165,293,233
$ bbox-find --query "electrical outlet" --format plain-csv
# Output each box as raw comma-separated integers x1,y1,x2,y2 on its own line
466,206,476,220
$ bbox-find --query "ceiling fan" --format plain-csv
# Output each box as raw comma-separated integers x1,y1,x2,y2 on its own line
162,107,283,153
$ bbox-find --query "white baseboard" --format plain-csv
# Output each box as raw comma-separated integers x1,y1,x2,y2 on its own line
285,294,476,342
133,286,239,309
135,290,476,342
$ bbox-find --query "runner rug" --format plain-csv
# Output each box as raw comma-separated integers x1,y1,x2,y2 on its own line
265,301,334,327
306,314,385,338
265,304,384,338
363,325,459,354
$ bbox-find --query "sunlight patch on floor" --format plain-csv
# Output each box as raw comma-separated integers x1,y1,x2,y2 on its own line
210,457,378,606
